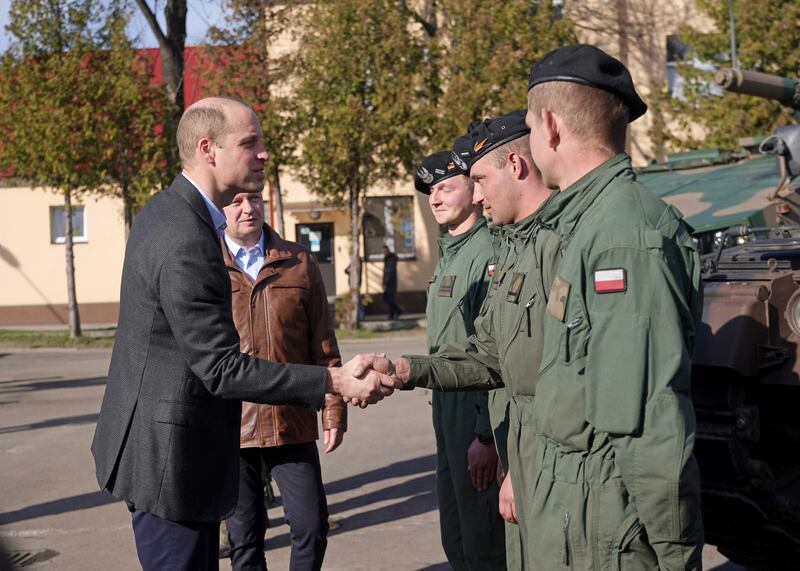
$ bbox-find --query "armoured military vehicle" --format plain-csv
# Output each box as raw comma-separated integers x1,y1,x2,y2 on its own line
637,69,800,569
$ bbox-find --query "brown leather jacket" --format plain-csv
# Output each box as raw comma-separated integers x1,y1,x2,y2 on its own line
223,225,346,448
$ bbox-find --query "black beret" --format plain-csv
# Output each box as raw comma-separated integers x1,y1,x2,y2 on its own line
528,44,647,122
452,109,530,171
450,133,475,174
414,151,460,194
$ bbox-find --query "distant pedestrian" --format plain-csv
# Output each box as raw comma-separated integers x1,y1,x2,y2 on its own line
382,245,401,319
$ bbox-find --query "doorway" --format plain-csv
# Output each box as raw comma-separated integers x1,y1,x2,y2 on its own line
296,223,335,296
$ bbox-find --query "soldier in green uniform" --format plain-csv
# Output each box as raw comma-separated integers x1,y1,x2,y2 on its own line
388,110,555,570
413,148,506,571
520,44,704,569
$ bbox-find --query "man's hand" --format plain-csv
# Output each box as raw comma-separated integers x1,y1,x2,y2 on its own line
391,357,411,385
499,469,517,524
349,353,398,381
467,437,498,491
323,428,343,454
327,353,397,408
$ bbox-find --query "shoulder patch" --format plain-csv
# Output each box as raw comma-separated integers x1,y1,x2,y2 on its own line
547,275,570,322
594,268,627,294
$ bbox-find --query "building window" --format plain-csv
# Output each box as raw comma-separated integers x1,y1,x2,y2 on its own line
50,205,87,244
363,196,415,261
666,35,722,100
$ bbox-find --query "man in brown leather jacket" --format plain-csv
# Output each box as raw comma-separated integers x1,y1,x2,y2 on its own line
221,190,346,571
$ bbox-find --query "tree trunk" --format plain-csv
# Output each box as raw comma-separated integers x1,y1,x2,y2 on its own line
348,185,362,330
63,190,82,338
270,162,286,237
122,183,133,242
134,0,186,171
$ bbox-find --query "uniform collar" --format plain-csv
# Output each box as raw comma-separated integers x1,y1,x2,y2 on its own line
437,216,488,258
538,153,631,239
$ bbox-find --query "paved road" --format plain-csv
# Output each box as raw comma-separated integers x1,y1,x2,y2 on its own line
0,334,740,570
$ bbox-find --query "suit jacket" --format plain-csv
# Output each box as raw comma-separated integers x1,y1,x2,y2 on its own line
91,174,327,522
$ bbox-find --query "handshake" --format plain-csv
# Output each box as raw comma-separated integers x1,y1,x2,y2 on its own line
326,353,411,408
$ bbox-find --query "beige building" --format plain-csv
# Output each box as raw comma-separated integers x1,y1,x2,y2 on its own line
0,176,440,326
271,172,441,314
567,0,712,163
0,1,714,326
0,185,125,325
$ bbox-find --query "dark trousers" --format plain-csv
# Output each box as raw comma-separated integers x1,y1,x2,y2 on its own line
432,392,506,571
127,501,220,571
226,442,329,571
383,288,400,318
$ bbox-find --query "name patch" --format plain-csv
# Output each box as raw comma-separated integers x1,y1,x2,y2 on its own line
547,275,570,322
438,275,456,297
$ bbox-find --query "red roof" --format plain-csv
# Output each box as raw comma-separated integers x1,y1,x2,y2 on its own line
1,46,221,179
138,45,213,107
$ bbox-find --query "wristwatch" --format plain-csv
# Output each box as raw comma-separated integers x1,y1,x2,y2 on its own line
477,433,494,445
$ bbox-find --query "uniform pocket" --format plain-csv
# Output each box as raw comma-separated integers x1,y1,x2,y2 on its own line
585,312,649,435
612,513,658,571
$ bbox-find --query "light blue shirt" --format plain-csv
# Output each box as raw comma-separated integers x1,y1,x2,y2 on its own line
182,172,227,237
224,231,265,282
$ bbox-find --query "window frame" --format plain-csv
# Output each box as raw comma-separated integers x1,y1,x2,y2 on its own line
50,205,88,244
362,196,416,262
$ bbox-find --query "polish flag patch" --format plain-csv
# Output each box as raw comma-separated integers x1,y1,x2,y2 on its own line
487,263,496,277
594,268,627,293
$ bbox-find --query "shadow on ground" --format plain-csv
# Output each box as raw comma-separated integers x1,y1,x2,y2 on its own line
324,455,435,496
0,413,98,434
0,376,105,392
0,491,119,525
264,455,437,551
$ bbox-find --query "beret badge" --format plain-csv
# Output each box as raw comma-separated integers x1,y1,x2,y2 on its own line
417,166,434,184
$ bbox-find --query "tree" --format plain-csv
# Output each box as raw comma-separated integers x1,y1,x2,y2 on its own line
0,0,115,338
401,0,577,151
294,0,427,329
650,0,800,153
201,0,297,237
94,5,172,238
134,0,186,173
0,0,167,337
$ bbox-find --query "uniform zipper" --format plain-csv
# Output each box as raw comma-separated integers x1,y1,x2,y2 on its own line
563,511,571,567
525,294,536,337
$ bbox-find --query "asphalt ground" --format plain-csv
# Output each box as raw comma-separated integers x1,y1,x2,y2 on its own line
0,332,741,570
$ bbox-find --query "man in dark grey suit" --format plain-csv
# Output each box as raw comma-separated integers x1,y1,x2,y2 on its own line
92,97,394,570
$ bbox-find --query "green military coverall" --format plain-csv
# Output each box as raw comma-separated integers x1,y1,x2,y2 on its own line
407,196,561,571
525,154,704,570
426,216,506,571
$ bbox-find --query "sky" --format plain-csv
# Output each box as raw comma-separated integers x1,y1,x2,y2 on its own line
0,0,227,52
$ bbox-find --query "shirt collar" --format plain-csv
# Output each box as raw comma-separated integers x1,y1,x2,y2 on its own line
182,172,228,236
224,230,265,258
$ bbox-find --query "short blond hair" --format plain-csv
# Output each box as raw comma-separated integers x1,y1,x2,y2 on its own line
485,135,534,169
527,82,628,153
176,96,245,167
